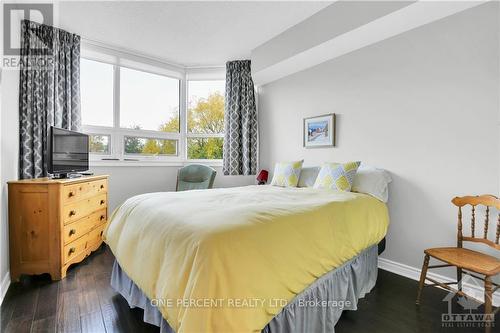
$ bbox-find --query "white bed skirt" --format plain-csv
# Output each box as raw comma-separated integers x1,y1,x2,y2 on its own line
110,244,378,333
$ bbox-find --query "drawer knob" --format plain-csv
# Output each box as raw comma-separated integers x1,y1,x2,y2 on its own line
69,210,76,216
100,215,105,221
69,229,76,236
100,200,105,205
68,191,75,197
68,247,76,255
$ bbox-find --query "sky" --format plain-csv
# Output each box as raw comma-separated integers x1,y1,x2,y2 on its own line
81,59,114,127
120,66,179,131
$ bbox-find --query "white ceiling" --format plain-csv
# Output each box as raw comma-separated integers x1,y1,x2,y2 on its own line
58,1,332,67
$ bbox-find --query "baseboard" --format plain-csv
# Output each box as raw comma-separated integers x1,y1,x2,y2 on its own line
378,257,500,306
0,271,10,305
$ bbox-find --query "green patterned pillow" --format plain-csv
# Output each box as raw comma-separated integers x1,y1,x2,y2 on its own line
270,160,304,187
313,161,361,191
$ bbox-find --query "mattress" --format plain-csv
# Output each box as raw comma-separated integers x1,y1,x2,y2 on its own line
104,185,389,333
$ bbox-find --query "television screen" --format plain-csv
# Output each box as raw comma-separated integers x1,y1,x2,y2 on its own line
48,126,89,174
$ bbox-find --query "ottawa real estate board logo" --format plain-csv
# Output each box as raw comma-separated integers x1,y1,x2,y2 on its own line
441,275,497,330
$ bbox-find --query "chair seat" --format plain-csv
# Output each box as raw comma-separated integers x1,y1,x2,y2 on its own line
425,247,500,276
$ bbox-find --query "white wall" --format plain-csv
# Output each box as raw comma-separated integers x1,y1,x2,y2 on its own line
0,4,22,300
0,67,18,300
258,3,499,278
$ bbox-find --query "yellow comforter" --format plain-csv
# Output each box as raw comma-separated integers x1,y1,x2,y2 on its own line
104,185,389,333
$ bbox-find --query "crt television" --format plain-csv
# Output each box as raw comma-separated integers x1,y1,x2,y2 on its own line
48,126,89,177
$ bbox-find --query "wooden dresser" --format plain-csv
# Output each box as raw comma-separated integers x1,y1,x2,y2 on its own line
8,175,109,281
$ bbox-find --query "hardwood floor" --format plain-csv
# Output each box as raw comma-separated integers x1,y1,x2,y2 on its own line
1,246,497,332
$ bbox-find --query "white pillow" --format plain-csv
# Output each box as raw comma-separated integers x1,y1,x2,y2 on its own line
298,166,320,187
352,165,392,203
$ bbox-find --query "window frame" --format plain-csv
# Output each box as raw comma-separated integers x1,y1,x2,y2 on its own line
80,50,225,167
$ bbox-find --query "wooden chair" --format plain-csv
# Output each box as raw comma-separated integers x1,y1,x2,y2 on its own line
416,195,500,332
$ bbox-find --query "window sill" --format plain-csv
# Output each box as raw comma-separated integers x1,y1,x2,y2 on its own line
89,159,223,168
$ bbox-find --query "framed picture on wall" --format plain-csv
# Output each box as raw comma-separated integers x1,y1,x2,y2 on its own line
303,113,336,148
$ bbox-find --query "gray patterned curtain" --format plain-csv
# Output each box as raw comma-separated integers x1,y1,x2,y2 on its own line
222,60,258,175
19,20,81,179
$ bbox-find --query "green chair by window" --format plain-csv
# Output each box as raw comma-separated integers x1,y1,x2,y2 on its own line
176,164,217,191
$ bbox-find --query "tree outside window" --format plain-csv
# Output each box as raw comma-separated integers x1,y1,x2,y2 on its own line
186,80,225,159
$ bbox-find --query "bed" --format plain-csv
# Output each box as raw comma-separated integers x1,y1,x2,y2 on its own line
104,185,389,333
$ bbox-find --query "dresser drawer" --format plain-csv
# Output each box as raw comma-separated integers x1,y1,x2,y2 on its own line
63,179,107,204
63,209,107,245
88,223,106,247
63,193,107,225
63,224,106,264
63,232,89,264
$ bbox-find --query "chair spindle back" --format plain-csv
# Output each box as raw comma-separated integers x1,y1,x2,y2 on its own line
452,194,500,251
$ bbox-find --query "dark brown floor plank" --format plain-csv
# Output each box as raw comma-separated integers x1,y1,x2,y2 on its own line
100,297,149,333
335,269,500,333
100,301,124,333
91,247,113,276
0,290,16,332
112,295,148,333
94,271,117,308
3,314,32,333
32,316,56,333
34,281,59,321
60,269,78,293
56,290,81,333
81,311,106,333
9,281,38,320
77,273,100,316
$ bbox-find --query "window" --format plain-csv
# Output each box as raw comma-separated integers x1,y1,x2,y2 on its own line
80,55,225,164
187,137,223,159
124,137,177,156
187,80,225,159
120,67,180,132
89,135,110,154
80,59,114,127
